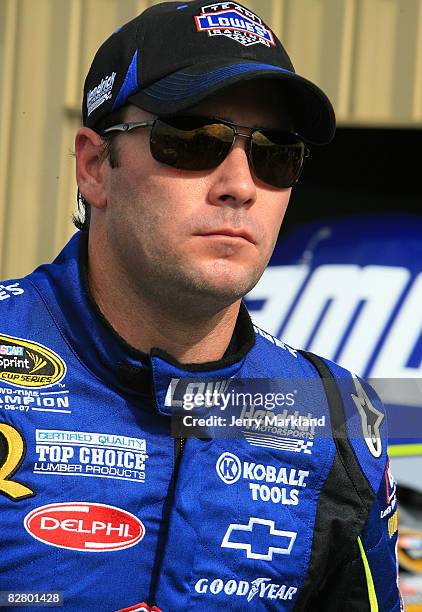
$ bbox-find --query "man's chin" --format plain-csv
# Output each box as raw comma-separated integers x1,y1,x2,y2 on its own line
187,269,261,304
152,260,264,308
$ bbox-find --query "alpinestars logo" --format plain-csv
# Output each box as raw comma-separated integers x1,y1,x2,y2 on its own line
195,3,275,47
351,374,384,458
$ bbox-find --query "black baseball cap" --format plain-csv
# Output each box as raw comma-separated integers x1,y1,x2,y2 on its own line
83,0,335,144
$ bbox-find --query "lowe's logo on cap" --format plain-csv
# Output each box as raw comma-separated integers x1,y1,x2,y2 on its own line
87,72,117,116
195,2,275,47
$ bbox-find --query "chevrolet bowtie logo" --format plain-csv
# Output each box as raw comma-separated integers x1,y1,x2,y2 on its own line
221,517,297,560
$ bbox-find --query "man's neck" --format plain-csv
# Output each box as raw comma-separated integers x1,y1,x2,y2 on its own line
87,240,240,364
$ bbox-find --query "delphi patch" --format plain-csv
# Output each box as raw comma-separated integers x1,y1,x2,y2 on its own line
195,2,275,47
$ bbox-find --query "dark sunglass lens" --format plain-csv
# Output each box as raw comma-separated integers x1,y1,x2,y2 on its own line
150,119,234,170
251,131,306,188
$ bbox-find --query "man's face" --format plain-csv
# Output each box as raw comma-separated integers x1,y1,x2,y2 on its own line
99,80,293,311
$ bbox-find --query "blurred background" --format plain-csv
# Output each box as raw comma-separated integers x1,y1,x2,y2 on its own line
1,0,422,607
1,0,421,277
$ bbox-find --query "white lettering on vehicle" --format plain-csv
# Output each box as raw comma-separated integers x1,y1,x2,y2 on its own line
247,264,422,380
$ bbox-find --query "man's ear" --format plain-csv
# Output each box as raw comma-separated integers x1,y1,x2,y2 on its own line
75,127,109,210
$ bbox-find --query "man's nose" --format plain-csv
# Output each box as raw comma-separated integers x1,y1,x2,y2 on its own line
207,138,257,208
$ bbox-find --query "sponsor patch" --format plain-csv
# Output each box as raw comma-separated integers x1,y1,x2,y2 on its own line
240,403,315,454
33,430,148,483
0,283,24,301
87,71,116,116
240,404,316,456
0,387,70,414
24,502,145,552
221,517,296,560
243,432,313,454
195,2,275,47
351,374,384,458
216,452,308,506
0,334,66,389
216,452,242,484
0,422,35,501
388,511,398,538
165,376,299,412
165,376,320,451
194,576,297,602
164,376,231,409
380,460,397,519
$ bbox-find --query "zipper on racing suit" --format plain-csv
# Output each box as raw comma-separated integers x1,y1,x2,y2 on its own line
147,437,185,608
174,436,185,462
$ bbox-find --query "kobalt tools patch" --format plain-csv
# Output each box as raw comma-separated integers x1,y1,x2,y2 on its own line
195,2,275,47
24,502,145,552
0,334,66,388
216,452,242,484
216,452,309,506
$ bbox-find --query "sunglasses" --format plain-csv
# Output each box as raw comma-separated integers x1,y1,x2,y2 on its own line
101,115,309,189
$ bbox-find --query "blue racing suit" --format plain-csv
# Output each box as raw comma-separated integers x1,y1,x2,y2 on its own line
0,232,403,611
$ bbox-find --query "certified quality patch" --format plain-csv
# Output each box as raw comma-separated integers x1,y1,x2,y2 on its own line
0,334,66,389
33,429,148,483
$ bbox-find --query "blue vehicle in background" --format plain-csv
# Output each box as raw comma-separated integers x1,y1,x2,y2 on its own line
246,126,422,610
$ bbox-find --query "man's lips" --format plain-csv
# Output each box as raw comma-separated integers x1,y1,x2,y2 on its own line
198,229,255,244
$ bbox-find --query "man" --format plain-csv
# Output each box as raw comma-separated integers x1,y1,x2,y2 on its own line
0,1,402,610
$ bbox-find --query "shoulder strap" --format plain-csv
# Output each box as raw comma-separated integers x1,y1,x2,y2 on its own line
292,351,378,609
299,350,374,512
